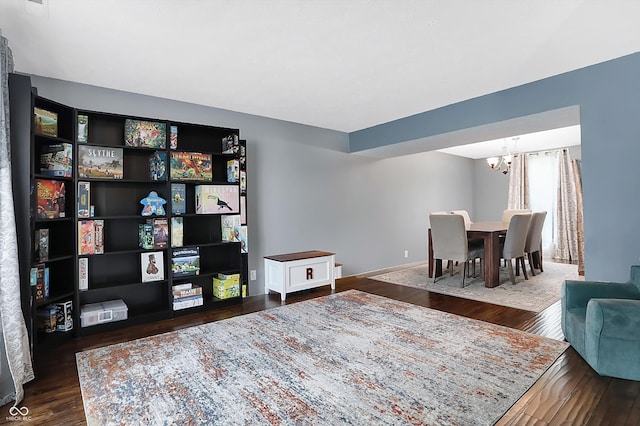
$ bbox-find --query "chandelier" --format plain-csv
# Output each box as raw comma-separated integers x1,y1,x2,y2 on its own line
486,137,519,175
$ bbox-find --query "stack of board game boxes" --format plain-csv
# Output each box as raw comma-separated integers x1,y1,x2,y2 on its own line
172,283,203,310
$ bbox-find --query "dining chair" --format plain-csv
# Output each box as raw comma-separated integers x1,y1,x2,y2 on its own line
500,209,531,266
524,211,547,276
501,213,532,285
430,213,484,288
450,210,483,273
502,209,531,225
450,210,472,229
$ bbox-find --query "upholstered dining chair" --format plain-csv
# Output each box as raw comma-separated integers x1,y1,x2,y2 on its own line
450,210,472,229
502,209,531,225
450,210,483,267
500,209,531,264
430,213,484,288
501,213,532,285
524,211,547,276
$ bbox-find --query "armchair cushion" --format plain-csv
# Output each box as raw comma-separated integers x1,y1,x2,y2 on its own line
561,266,640,381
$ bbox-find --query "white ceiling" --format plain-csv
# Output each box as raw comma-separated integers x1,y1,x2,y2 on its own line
437,125,582,159
1,0,638,155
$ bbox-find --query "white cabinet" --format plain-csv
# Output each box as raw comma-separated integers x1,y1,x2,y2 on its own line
264,250,335,301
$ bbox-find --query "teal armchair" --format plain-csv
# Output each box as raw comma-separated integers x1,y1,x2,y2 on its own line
562,265,640,380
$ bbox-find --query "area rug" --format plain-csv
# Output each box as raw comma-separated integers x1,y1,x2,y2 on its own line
370,261,582,313
76,290,568,425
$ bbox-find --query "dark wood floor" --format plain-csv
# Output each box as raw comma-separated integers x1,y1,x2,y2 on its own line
3,275,639,425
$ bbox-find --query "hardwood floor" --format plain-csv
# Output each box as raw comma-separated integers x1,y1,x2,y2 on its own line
3,275,638,425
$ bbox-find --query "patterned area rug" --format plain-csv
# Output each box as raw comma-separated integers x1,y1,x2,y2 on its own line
370,261,582,312
77,290,568,425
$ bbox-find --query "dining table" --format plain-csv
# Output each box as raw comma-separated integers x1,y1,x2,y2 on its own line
428,221,508,288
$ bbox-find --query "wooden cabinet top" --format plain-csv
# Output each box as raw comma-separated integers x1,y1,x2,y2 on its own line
264,250,335,262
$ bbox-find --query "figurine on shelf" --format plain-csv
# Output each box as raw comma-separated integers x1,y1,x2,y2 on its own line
140,191,167,216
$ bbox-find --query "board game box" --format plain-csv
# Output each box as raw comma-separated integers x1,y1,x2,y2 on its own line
170,151,212,181
221,215,240,242
138,221,154,250
36,179,66,219
77,114,89,143
227,159,240,183
221,133,239,154
34,107,58,137
78,145,124,179
39,142,72,177
171,183,186,214
195,184,239,214
149,151,167,181
55,300,74,332
171,246,200,277
78,220,95,255
34,228,49,262
171,217,183,248
170,125,178,150
141,251,165,282
124,119,166,148
77,181,91,218
79,257,89,291
153,218,169,249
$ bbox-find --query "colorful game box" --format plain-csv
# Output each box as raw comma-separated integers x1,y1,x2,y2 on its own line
171,246,200,277
124,119,166,148
78,220,95,255
77,181,91,218
78,145,124,179
77,114,89,143
39,142,72,177
153,218,169,249
195,185,239,214
138,221,154,250
227,159,240,183
36,179,66,219
170,125,178,150
171,183,186,214
170,151,212,181
34,107,58,137
213,273,240,299
149,151,167,181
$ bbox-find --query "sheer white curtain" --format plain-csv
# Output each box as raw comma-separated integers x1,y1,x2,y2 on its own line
527,151,559,255
0,34,34,406
507,153,529,209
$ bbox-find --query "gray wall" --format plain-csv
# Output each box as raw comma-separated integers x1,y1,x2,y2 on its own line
351,52,640,282
28,76,474,295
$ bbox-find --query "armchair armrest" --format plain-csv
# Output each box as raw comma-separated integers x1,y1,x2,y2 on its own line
586,299,640,340
562,280,640,310
629,265,640,288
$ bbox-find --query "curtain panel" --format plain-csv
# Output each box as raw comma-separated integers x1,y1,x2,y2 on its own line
507,153,529,209
0,34,34,406
554,149,583,265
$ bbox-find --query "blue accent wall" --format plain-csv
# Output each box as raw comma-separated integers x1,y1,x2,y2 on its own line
350,52,640,281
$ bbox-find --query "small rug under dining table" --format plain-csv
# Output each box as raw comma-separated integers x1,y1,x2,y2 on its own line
76,290,568,425
369,261,582,312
